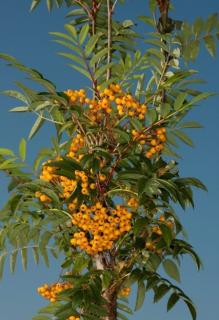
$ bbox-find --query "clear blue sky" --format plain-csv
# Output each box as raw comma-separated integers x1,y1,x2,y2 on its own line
0,1,218,319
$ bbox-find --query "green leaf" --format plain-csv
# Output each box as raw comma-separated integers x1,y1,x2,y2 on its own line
130,118,143,130
193,17,203,36
160,224,173,247
85,33,101,56
19,138,26,161
0,148,14,156
205,13,218,33
167,292,179,311
58,52,85,66
179,121,203,129
0,253,6,279
204,35,216,57
94,62,114,80
64,24,77,40
21,248,28,271
10,106,29,112
190,40,200,61
30,0,40,11
79,23,89,45
32,316,51,320
154,284,170,303
10,250,18,273
173,130,194,147
117,303,133,314
139,16,154,27
174,92,188,110
46,0,53,12
32,247,40,264
184,300,197,320
28,115,44,140
90,48,108,67
117,312,129,320
69,64,91,80
135,280,145,310
160,103,171,117
1,90,28,103
188,92,214,106
163,259,181,282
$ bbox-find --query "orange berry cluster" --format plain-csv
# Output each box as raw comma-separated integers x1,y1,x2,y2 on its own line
37,282,73,303
75,170,91,196
39,159,57,182
119,287,131,297
64,89,86,104
67,316,80,320
115,95,147,120
67,134,85,162
132,127,166,159
64,84,147,122
35,191,51,203
70,203,132,255
145,127,166,159
127,197,138,208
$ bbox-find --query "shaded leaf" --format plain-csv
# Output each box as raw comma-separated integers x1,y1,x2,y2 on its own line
163,259,181,282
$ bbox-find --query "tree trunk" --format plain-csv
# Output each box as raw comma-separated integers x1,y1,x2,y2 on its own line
103,289,117,320
94,254,117,320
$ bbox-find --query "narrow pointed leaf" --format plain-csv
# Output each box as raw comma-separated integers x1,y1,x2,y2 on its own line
19,138,26,161
163,259,181,282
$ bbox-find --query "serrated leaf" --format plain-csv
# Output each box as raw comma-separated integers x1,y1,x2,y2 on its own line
10,106,29,112
139,16,154,27
117,312,129,320
205,13,218,33
30,0,41,11
32,316,51,320
46,0,53,12
173,130,194,147
190,40,200,60
135,280,145,310
90,48,108,67
188,92,214,106
28,116,44,140
0,148,14,156
193,17,203,36
179,121,203,129
10,250,18,273
65,24,77,39
174,92,188,110
154,284,170,303
69,64,91,80
167,292,179,311
118,303,133,314
0,253,6,279
160,224,173,246
184,300,197,320
204,35,216,57
79,23,89,45
85,33,101,56
32,247,40,264
19,138,26,161
163,259,180,282
94,62,114,80
58,52,85,66
1,90,28,103
21,248,28,271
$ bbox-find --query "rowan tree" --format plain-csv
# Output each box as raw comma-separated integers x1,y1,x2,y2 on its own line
0,1,218,320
